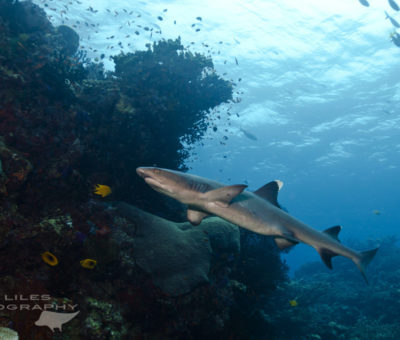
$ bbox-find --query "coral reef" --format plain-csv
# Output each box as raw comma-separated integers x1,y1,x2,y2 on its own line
260,237,400,339
76,38,232,220
0,327,19,340
0,1,288,339
116,202,240,296
0,0,232,220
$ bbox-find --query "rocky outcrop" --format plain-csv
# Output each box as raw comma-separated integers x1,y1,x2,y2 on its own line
116,202,240,296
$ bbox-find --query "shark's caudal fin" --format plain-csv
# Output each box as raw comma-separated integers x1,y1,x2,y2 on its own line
354,247,379,284
317,226,379,283
317,245,379,284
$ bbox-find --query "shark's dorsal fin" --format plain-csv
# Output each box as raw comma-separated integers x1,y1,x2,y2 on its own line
187,209,209,226
204,185,247,207
323,225,341,242
318,248,339,269
254,180,283,208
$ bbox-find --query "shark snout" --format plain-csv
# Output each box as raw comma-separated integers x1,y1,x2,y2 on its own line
136,167,164,189
136,167,148,178
136,167,158,179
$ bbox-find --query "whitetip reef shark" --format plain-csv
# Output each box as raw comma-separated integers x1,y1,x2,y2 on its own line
136,167,379,283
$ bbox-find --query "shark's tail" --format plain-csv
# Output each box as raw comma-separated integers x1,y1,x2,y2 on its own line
354,247,379,284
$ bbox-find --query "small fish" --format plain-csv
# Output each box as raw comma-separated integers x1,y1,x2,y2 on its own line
358,0,370,7
157,16,163,21
94,184,112,197
389,0,400,10
391,32,400,46
372,209,381,215
235,57,239,65
80,259,97,269
240,128,258,141
196,16,202,21
289,300,298,307
385,11,400,27
41,251,59,266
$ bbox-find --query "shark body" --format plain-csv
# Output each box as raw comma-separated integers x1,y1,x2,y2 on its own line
137,167,378,282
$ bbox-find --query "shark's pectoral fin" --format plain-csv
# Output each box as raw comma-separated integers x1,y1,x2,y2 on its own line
254,180,284,209
323,225,342,242
187,209,209,225
318,248,339,269
274,237,299,250
204,184,247,207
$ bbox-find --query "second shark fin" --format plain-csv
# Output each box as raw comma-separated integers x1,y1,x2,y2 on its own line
254,180,284,208
318,227,342,268
187,209,209,226
274,237,299,250
318,248,339,269
204,185,247,207
323,225,342,242
274,231,300,250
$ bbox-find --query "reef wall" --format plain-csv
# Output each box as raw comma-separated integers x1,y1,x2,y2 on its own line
0,1,288,339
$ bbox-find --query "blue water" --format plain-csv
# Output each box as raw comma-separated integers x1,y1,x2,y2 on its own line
35,0,400,272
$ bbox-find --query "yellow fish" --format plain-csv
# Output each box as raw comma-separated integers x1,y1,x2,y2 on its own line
94,184,112,197
289,300,298,307
41,251,59,266
80,259,97,269
372,210,381,215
